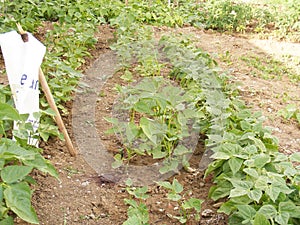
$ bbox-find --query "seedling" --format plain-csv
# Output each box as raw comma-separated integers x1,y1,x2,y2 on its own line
157,178,204,223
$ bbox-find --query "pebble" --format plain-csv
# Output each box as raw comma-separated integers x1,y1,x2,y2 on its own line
100,213,107,218
81,181,90,186
201,209,214,217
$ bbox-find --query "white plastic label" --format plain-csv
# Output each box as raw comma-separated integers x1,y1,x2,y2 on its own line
0,30,46,146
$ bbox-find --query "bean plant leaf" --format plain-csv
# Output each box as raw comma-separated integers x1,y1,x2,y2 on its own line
0,103,21,121
167,193,181,201
182,198,204,212
211,151,230,160
236,205,256,221
159,159,178,174
0,159,5,171
266,185,281,202
1,166,33,184
150,146,167,159
133,100,154,114
140,117,165,144
248,189,262,203
228,157,243,175
275,212,289,225
23,154,58,179
253,154,270,168
172,179,183,194
156,181,172,190
279,201,300,218
230,188,248,198
0,186,3,203
173,145,190,156
0,141,36,161
243,168,259,179
0,216,14,225
125,122,139,143
248,136,266,152
290,152,300,163
209,181,232,201
112,154,123,169
255,176,270,189
4,182,39,224
258,205,277,218
253,213,270,225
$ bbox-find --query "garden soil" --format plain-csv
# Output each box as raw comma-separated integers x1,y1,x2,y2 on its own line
1,24,300,225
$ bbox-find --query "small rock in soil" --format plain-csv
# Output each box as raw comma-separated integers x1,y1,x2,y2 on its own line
201,209,214,217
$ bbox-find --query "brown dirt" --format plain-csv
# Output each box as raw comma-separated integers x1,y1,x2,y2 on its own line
1,24,299,225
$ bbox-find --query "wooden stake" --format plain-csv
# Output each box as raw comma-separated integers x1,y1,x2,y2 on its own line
38,68,77,156
16,23,77,156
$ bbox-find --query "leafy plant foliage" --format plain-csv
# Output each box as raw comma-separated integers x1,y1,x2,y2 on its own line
1,0,300,224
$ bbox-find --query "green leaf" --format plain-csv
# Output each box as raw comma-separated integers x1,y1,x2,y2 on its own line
125,122,139,143
209,181,232,201
279,201,300,218
290,152,300,163
0,216,14,225
23,154,58,179
156,181,172,190
159,159,178,174
236,205,256,220
0,186,3,203
1,166,33,184
229,179,253,190
182,198,204,212
103,117,119,125
228,157,243,175
131,186,149,200
253,154,270,168
248,136,266,152
218,201,236,215
172,179,183,194
230,188,248,198
112,154,123,169
248,189,262,203
167,193,181,201
133,100,154,115
258,205,277,219
275,212,289,225
253,213,270,225
266,185,281,202
4,183,39,224
255,176,270,189
0,159,5,170
243,168,259,178
140,117,166,144
240,121,251,131
120,69,134,82
0,103,21,121
211,151,231,160
125,178,133,187
150,146,167,159
173,145,190,156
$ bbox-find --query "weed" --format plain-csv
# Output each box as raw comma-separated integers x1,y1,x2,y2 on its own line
157,178,204,223
240,54,297,81
123,179,150,225
278,104,300,124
